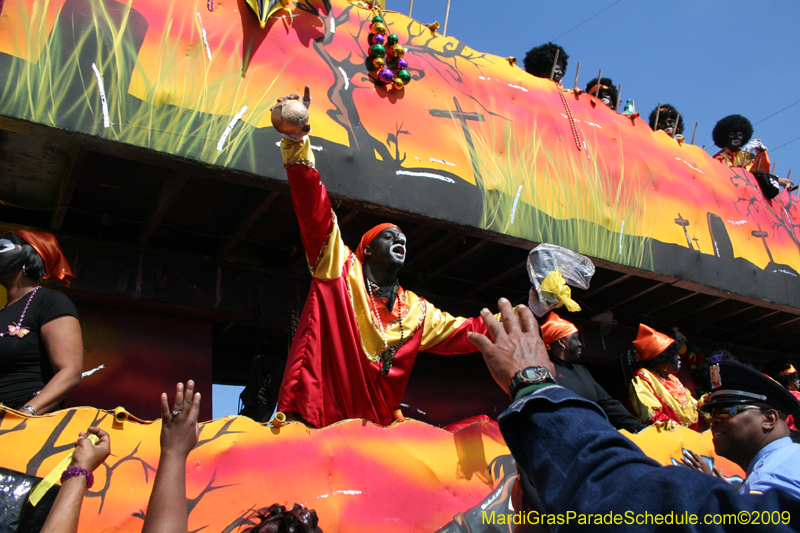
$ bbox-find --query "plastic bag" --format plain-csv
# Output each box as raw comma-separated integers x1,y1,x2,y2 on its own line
527,243,595,316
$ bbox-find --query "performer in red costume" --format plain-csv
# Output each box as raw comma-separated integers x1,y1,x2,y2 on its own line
272,88,494,428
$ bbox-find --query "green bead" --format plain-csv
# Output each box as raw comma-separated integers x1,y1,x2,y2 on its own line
387,34,399,45
372,15,383,23
397,69,411,84
369,44,386,58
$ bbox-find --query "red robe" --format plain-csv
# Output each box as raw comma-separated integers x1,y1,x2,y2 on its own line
277,138,490,428
713,146,771,174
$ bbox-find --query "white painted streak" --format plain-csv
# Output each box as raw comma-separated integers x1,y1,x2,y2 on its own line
217,105,248,152
727,220,747,225
330,17,336,33
619,220,625,255
339,67,350,90
82,364,105,378
507,84,528,92
196,13,213,61
317,490,362,499
91,63,110,128
274,141,322,151
676,157,704,173
396,170,455,183
509,184,523,224
429,157,455,166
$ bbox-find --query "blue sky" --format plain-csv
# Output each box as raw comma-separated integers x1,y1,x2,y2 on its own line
393,0,800,182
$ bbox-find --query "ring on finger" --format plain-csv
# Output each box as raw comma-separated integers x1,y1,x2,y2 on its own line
172,410,182,416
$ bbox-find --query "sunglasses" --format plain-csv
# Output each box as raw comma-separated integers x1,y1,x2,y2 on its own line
703,404,764,419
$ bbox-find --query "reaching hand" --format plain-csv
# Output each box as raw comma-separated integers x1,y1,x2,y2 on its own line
778,178,795,190
159,381,201,458
467,298,553,395
681,448,724,479
70,427,110,472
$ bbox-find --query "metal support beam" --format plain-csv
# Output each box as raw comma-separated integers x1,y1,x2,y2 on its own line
51,146,89,230
138,173,189,245
221,190,280,255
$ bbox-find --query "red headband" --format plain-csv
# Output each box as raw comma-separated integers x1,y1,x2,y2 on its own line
355,223,401,264
541,312,579,349
633,324,674,361
9,229,75,286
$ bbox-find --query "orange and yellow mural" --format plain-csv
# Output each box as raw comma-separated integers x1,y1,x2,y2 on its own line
0,406,743,532
1,0,799,306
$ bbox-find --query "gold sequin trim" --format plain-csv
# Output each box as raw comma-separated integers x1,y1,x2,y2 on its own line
285,158,316,169
308,210,337,275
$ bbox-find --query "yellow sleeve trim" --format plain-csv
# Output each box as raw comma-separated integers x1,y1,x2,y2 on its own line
419,301,468,351
312,211,349,280
280,137,315,168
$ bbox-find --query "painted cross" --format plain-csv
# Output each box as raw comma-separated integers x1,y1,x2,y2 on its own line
673,213,693,250
429,97,485,190
751,227,774,264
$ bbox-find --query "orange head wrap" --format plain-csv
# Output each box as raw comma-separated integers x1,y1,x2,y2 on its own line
9,229,75,286
779,364,798,377
355,223,401,264
541,312,579,350
633,324,674,361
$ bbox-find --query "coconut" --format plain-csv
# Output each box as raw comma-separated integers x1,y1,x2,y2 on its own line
271,99,309,135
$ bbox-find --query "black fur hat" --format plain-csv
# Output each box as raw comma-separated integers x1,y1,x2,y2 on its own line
523,42,568,79
584,77,618,106
648,104,685,135
712,114,753,149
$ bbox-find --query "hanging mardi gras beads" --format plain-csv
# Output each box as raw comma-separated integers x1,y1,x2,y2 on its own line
367,11,411,90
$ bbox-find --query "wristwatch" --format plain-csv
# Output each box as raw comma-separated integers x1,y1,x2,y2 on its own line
509,366,556,398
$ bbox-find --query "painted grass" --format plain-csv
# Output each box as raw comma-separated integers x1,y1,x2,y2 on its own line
450,105,653,270
0,0,284,170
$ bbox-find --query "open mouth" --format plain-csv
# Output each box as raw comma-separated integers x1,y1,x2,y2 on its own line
731,139,741,146
391,244,406,259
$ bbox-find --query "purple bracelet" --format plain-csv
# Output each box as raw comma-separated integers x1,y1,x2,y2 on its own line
61,466,94,490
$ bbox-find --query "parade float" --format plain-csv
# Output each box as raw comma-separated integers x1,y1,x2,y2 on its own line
0,0,792,530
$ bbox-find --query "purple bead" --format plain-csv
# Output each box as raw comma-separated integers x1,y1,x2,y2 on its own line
379,68,395,84
372,34,385,45
397,58,408,70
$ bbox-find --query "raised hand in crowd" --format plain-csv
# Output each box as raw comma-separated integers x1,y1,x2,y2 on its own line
467,298,553,395
142,380,201,533
41,427,111,533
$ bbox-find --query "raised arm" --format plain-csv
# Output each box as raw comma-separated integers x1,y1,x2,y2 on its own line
469,299,796,530
142,381,201,533
40,427,110,533
274,87,335,269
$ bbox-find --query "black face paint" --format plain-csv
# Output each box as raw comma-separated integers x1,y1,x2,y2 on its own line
0,234,25,277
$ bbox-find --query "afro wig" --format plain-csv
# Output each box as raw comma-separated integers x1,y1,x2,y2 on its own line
241,504,322,533
712,114,753,149
648,103,685,135
523,42,568,79
584,77,618,107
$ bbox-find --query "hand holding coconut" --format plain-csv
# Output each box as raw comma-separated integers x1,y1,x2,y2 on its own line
271,86,312,142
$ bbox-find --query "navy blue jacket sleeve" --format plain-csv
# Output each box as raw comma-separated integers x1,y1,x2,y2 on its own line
498,386,800,532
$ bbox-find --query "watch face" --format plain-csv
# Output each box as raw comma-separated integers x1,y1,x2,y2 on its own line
521,367,547,381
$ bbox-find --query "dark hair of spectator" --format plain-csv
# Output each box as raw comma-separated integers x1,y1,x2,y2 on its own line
692,349,737,394
637,329,686,370
648,104,685,135
712,114,753,149
21,244,47,280
584,77,618,103
765,360,799,390
523,42,568,78
240,504,323,533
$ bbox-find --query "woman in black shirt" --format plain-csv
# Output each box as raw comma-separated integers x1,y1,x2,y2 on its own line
0,230,82,414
